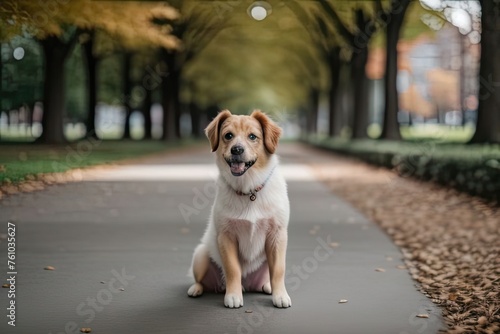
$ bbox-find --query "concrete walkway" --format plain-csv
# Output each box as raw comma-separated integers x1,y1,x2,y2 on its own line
0,143,444,334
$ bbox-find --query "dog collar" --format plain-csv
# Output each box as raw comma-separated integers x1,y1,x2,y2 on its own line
225,166,277,201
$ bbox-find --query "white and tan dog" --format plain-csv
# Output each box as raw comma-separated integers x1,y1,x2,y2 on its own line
187,109,291,308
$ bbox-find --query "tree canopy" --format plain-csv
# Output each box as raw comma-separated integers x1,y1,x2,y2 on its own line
0,0,180,49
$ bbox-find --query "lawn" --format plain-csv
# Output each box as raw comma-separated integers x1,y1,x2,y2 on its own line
0,139,202,183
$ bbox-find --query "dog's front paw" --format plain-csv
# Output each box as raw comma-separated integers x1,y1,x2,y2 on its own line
272,291,292,308
224,292,243,308
187,283,203,297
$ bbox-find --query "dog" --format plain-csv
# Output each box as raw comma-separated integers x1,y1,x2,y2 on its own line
187,109,292,309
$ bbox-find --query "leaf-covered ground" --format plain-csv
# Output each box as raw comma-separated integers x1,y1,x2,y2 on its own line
312,151,499,334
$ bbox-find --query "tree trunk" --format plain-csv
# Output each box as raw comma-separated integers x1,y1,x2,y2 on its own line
380,23,402,140
28,101,35,138
308,88,320,134
161,51,177,141
38,36,72,144
351,49,370,139
380,0,410,140
22,103,31,137
206,105,219,122
469,0,500,143
189,102,202,138
122,52,133,139
142,86,153,139
328,48,342,137
172,68,182,139
0,45,2,140
82,30,98,139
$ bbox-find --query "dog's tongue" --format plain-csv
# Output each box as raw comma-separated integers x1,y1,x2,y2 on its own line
230,162,245,174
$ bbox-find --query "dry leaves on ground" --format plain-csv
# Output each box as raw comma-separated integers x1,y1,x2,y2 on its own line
314,156,500,334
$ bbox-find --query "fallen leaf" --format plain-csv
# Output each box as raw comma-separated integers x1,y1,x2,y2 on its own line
2,284,10,288
44,266,55,271
329,242,340,248
80,328,92,333
416,314,429,318
245,309,253,313
375,268,386,272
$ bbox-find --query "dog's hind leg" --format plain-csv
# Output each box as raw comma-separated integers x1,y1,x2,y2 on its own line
262,282,272,294
242,262,272,294
187,244,210,297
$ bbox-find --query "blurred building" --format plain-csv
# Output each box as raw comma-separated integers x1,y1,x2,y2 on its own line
366,23,480,127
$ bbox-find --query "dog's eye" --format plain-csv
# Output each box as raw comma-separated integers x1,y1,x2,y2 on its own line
224,132,233,140
248,134,257,141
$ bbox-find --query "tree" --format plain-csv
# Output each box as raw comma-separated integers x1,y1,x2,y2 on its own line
180,3,312,132
39,32,79,144
141,82,153,139
122,52,133,139
156,2,233,140
379,0,412,140
319,0,381,139
0,0,179,144
81,30,98,139
470,0,500,143
287,0,343,136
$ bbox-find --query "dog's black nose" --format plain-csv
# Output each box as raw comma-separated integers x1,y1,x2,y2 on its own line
231,145,244,155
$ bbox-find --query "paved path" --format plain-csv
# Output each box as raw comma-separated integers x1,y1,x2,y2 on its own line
0,143,444,334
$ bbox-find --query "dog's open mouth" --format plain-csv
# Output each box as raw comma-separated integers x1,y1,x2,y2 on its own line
225,158,256,176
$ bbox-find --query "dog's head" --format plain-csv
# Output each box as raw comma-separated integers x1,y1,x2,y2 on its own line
205,109,282,177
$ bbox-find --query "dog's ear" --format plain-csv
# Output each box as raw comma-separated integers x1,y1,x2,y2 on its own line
251,110,282,154
205,109,232,152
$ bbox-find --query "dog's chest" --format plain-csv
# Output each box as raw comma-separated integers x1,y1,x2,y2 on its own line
224,217,275,262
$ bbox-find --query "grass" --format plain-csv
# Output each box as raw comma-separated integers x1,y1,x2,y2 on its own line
310,136,500,161
399,124,475,142
0,139,202,183
366,124,474,142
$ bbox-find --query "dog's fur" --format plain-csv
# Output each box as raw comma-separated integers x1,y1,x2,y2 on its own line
187,109,291,308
